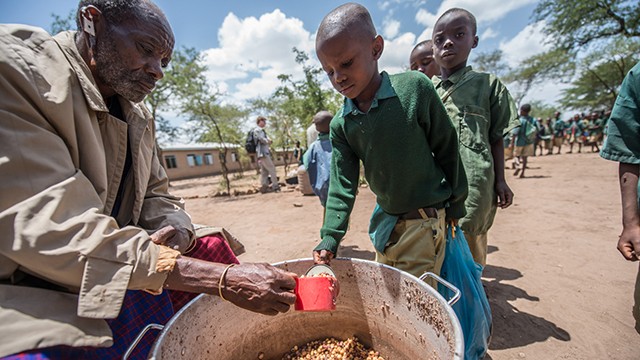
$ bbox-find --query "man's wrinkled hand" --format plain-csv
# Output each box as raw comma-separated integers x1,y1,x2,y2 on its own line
150,225,192,253
222,263,297,316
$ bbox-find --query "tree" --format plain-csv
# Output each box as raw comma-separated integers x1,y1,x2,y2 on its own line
50,11,75,34
251,48,341,174
558,39,639,111
473,49,510,80
145,47,203,143
533,0,640,51
509,0,640,109
504,48,575,105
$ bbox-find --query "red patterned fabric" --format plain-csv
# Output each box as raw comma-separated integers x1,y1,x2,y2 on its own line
169,234,240,311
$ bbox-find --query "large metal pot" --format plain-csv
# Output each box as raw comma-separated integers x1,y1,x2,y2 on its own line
149,258,463,359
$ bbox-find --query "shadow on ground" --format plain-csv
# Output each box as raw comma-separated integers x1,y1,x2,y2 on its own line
482,258,570,351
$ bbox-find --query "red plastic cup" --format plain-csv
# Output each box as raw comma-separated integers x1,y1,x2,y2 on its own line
294,276,338,311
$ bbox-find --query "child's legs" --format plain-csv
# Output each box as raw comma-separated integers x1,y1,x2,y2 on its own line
463,231,488,267
375,209,446,287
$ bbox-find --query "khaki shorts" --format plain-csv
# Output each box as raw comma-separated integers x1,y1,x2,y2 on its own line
515,144,534,157
375,208,446,288
553,137,564,147
504,147,514,160
463,231,488,267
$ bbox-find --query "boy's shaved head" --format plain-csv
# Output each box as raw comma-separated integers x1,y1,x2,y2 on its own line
313,110,334,134
436,7,477,35
316,2,376,46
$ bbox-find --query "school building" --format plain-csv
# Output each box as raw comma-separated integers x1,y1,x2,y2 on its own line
160,142,295,181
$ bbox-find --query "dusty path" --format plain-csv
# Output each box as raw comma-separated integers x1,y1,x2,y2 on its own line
173,151,638,359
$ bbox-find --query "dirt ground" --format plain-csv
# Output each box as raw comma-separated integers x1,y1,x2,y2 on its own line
170,150,638,360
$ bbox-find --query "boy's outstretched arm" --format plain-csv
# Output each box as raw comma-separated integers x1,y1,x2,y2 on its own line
491,138,513,208
618,162,640,261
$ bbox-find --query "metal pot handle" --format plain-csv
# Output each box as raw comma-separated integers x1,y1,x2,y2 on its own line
123,323,164,360
419,272,460,306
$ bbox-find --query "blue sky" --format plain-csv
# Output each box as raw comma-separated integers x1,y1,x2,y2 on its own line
1,0,561,126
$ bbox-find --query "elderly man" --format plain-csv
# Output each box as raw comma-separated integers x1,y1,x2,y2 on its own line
0,0,296,358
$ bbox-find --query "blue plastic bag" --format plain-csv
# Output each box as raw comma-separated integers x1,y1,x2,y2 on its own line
438,224,492,360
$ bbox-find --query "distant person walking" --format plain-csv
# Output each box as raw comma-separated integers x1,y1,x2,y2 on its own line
254,116,281,193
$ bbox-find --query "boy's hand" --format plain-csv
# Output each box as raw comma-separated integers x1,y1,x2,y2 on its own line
619,225,640,261
313,249,334,265
445,218,459,226
495,180,514,209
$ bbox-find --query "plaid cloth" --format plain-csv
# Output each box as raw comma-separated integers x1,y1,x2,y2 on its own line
2,234,239,360
169,234,240,311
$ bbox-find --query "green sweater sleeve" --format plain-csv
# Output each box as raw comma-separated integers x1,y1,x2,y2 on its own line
316,118,359,254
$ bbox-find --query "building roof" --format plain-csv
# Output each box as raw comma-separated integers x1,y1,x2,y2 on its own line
160,142,240,151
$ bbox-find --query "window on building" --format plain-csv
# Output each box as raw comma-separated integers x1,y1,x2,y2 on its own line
164,155,177,169
186,154,196,167
231,152,239,162
204,153,214,165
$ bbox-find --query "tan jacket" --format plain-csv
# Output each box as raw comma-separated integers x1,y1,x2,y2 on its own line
0,25,192,356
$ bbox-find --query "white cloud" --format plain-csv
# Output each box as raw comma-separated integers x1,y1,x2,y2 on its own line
414,0,536,46
433,0,537,25
382,18,401,39
499,21,550,67
379,32,417,73
199,10,316,105
481,27,498,40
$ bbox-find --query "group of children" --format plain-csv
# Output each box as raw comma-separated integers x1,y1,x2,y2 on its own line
299,5,515,358
303,4,517,279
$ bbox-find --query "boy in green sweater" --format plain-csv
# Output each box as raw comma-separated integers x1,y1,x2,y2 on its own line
312,2,468,279
431,8,519,267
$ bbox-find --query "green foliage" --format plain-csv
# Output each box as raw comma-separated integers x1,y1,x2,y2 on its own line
533,0,640,51
558,38,639,111
145,47,206,140
528,100,558,120
473,49,510,79
250,48,342,173
50,11,75,34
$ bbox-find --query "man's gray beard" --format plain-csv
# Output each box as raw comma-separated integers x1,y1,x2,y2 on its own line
94,30,149,103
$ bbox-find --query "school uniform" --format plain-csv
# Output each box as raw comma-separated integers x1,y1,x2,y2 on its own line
600,61,640,333
316,71,468,280
433,66,519,266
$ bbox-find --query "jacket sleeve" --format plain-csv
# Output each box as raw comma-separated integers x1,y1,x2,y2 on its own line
138,120,195,252
0,27,169,319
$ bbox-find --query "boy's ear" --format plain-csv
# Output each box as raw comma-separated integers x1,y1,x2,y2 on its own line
472,35,479,49
372,35,384,60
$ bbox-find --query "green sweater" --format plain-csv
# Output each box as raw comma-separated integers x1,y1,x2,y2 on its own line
316,71,468,254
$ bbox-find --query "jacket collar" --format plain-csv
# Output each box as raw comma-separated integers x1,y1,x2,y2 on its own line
342,71,397,117
432,65,473,89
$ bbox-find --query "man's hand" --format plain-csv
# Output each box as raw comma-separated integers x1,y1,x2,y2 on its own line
313,249,334,265
619,225,640,262
150,225,192,253
222,263,297,315
495,180,514,209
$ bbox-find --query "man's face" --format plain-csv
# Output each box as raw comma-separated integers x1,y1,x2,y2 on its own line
94,13,174,103
432,12,478,73
410,44,439,78
316,30,382,103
